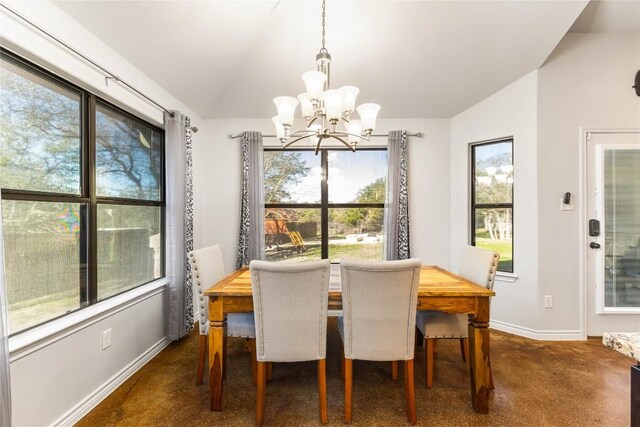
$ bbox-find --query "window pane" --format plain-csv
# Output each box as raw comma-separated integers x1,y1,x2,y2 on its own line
0,59,81,194
329,208,384,262
474,142,513,204
474,208,513,272
96,103,162,200
97,205,162,300
328,151,387,203
264,208,320,261
264,151,320,203
603,149,640,308
3,200,85,334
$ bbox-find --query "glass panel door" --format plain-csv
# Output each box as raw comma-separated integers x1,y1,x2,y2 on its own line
602,149,640,308
586,131,640,335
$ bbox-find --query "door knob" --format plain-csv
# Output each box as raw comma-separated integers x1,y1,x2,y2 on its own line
589,242,601,249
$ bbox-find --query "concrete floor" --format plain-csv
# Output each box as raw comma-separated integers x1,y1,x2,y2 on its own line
77,319,633,426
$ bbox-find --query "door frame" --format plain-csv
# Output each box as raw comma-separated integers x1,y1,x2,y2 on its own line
580,127,640,339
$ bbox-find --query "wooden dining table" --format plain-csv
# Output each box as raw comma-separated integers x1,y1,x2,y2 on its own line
204,265,495,414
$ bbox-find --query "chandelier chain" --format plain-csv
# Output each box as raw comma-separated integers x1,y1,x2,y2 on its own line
271,0,381,153
320,0,327,53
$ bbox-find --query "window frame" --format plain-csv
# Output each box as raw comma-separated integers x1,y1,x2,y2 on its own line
470,138,514,273
1,48,166,335
264,147,386,261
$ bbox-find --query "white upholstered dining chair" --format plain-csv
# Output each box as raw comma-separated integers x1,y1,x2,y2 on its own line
338,258,422,424
188,245,256,385
250,259,331,426
416,245,499,388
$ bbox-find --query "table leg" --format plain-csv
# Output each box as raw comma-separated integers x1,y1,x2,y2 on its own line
209,296,227,411
468,297,491,414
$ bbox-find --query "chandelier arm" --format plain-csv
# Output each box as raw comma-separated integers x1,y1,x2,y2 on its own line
282,133,316,149
306,114,321,127
331,135,356,152
331,131,370,142
290,129,317,137
314,135,326,155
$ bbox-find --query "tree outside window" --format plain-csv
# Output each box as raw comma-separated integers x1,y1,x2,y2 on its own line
0,50,164,335
471,140,513,272
264,149,387,262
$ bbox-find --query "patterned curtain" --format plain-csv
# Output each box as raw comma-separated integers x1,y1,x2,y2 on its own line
165,111,194,340
184,118,194,333
0,202,12,427
384,130,411,260
236,131,265,268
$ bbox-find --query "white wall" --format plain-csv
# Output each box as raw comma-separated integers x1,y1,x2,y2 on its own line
10,290,167,427
1,1,202,425
193,118,451,271
450,32,640,339
537,33,640,335
451,71,541,335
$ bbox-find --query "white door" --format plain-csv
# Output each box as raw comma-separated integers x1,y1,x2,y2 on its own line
586,131,640,336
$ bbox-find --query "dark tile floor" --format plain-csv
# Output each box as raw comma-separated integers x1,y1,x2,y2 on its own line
77,319,632,426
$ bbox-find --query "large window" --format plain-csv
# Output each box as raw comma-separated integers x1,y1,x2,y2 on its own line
264,148,387,262
0,50,165,335
471,139,513,272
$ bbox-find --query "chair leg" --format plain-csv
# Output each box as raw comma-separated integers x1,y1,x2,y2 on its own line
340,346,345,380
404,360,417,425
248,338,257,386
196,334,206,385
391,361,398,381
267,362,273,381
460,338,469,363
344,358,353,423
425,338,435,388
318,359,328,424
256,361,267,427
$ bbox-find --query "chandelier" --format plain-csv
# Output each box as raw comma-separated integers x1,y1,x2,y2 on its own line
272,0,381,154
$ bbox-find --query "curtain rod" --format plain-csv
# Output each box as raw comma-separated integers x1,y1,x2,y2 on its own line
229,132,423,139
0,3,176,118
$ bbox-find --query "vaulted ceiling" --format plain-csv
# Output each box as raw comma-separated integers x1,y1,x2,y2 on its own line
53,0,593,119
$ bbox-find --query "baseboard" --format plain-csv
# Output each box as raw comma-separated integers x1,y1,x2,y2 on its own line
490,319,584,341
52,337,171,427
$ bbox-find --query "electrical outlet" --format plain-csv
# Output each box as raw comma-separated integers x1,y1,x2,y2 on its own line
102,328,112,350
544,295,553,308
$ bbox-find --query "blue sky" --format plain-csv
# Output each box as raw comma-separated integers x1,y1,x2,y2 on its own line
285,150,387,203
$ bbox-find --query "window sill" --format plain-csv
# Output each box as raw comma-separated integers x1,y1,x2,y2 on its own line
495,272,519,284
597,307,640,315
9,278,168,361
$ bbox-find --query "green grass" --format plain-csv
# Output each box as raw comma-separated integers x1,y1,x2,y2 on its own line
475,238,513,272
329,243,383,261
266,242,383,262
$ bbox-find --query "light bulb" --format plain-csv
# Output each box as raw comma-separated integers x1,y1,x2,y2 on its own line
356,103,381,133
302,71,327,101
273,96,298,128
298,93,314,119
272,116,286,143
340,86,359,114
322,90,343,123
345,119,363,144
